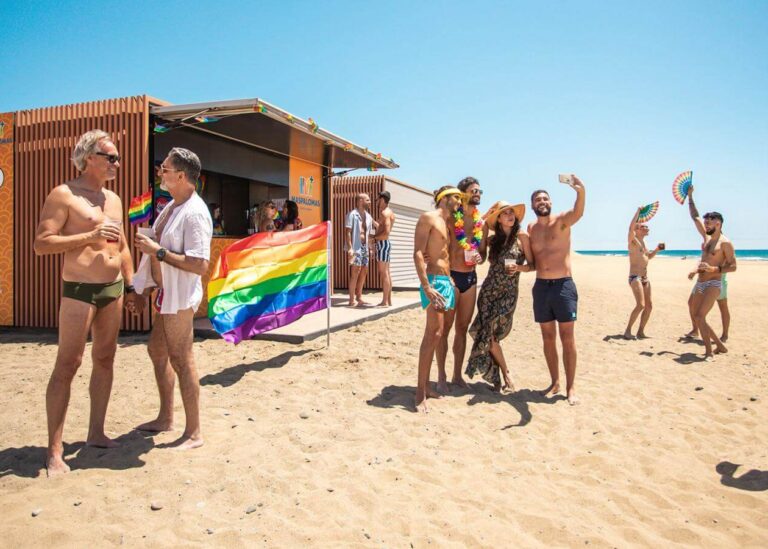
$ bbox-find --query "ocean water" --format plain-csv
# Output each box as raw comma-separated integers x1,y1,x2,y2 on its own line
577,249,768,261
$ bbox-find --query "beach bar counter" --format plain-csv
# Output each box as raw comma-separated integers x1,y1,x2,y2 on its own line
0,95,397,332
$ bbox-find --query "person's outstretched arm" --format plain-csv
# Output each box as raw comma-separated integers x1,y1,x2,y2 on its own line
561,174,586,227
688,185,706,240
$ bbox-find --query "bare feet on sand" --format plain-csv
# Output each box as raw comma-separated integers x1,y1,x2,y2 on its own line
720,334,729,343
414,398,428,413
714,344,728,354
46,455,71,477
567,390,580,406
161,434,204,450
451,376,469,389
623,331,636,340
86,434,120,448
436,378,449,394
136,418,174,433
684,330,698,340
541,383,561,398
427,387,443,399
636,332,648,339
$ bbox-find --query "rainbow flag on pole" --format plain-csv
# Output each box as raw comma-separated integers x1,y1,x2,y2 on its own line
208,222,330,343
128,190,152,225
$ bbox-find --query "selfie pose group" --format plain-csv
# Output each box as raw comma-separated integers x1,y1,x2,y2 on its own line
412,175,736,413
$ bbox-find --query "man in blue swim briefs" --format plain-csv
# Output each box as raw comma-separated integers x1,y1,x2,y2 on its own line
34,130,139,475
527,175,586,406
413,186,462,413
436,176,485,393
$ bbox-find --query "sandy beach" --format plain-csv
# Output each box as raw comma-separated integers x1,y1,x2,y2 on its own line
0,254,766,547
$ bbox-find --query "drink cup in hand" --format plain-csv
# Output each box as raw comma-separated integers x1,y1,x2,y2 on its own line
464,249,477,266
103,217,122,243
504,258,516,274
137,227,156,240
658,242,666,251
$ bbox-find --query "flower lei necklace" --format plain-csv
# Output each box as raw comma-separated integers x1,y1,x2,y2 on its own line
453,205,483,250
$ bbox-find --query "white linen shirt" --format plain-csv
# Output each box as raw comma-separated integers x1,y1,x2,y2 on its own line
133,193,213,314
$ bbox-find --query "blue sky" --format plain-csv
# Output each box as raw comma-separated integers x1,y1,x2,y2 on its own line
2,0,766,249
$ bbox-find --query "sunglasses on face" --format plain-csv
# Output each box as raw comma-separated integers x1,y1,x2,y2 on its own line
157,165,181,174
469,188,483,195
95,152,120,164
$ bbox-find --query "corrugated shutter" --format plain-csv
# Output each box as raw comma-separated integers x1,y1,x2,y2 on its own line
14,96,153,331
388,204,422,288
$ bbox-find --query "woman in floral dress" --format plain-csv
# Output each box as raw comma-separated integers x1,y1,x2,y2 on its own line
466,201,534,391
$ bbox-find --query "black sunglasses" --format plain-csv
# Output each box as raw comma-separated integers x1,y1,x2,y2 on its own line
470,188,483,195
95,152,121,164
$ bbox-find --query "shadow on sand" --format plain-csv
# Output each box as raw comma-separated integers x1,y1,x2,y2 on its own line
0,431,154,479
200,349,313,387
716,461,768,491
656,350,707,364
366,382,565,427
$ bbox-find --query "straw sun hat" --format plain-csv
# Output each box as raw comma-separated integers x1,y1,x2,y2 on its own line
483,201,526,226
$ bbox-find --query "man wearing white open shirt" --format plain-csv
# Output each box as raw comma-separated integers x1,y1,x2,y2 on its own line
132,148,213,450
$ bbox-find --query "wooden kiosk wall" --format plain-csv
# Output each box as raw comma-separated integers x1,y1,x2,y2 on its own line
13,96,154,331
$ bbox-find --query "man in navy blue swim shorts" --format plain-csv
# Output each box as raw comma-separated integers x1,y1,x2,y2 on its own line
527,176,586,406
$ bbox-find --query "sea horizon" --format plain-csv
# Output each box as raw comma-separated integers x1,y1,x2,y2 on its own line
576,249,768,261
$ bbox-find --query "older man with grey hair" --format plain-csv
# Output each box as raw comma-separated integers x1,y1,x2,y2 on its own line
34,129,139,475
132,147,213,450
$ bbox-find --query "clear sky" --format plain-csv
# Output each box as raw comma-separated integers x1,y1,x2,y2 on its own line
2,0,766,249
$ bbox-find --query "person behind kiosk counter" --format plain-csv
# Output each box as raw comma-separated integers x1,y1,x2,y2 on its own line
210,203,225,236
280,200,303,232
256,201,278,233
34,129,138,476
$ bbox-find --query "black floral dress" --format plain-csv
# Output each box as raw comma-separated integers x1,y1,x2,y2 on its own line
466,238,524,385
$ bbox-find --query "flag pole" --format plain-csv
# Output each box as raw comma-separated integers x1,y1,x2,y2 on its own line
326,220,331,348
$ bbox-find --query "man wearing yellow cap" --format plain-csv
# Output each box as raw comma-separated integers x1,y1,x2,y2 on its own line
412,186,462,413
435,176,485,393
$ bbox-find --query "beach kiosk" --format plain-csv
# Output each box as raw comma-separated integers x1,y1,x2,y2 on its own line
0,95,397,332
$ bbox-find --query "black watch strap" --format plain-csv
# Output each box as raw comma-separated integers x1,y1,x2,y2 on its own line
156,248,167,262
125,284,135,294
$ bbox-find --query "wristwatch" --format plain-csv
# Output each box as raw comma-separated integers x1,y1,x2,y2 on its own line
125,284,135,294
156,248,167,262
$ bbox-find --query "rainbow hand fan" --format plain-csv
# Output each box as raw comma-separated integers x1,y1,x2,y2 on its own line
637,201,659,223
672,170,693,204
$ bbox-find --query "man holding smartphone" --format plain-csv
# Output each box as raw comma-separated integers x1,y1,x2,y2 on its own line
528,175,585,406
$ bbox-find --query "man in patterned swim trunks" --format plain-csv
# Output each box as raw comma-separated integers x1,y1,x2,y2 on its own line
528,175,586,406
345,193,375,307
34,130,141,475
374,191,396,307
413,186,462,413
684,185,736,359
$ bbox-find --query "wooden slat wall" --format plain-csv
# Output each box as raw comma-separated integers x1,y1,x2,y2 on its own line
14,96,152,330
329,175,384,290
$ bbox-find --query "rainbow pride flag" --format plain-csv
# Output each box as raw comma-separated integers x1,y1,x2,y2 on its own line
208,222,330,343
128,190,152,225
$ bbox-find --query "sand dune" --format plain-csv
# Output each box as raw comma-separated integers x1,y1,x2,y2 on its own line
1,254,766,547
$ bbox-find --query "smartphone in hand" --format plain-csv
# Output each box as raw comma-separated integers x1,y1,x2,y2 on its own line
558,174,573,185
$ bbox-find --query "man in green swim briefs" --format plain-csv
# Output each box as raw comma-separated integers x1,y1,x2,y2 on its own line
412,185,462,413
34,129,140,476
